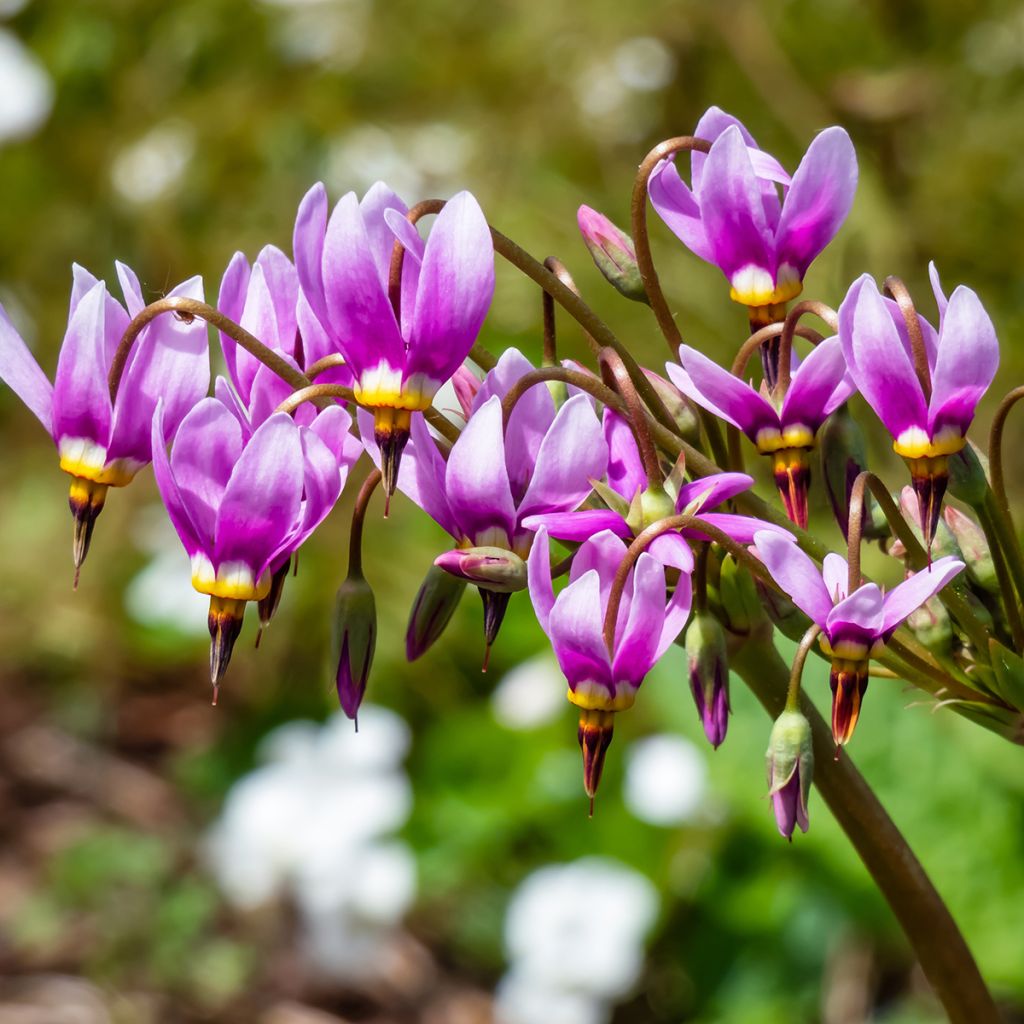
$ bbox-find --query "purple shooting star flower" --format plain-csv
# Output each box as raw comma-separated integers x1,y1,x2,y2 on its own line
294,181,494,504
361,347,608,659
648,107,857,386
0,263,209,576
754,529,964,747
528,526,692,805
523,407,781,557
666,336,854,528
151,396,361,698
838,269,999,546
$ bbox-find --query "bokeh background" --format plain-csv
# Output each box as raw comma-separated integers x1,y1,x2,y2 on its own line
1,1,1024,1021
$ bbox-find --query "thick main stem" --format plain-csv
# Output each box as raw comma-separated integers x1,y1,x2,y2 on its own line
732,637,1001,1024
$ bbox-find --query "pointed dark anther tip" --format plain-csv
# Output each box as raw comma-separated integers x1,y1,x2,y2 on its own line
353,715,359,734
481,643,492,673
211,684,220,707
833,745,842,762
254,628,263,650
72,566,81,591
588,795,595,819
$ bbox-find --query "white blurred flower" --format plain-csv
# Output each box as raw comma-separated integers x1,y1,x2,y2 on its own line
111,120,194,205
491,653,565,730
495,974,608,1024
0,28,52,142
502,858,658,1006
0,1,30,16
259,0,370,69
613,37,675,92
623,734,708,826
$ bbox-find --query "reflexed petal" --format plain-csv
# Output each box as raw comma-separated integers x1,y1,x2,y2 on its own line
839,274,928,439
360,181,409,287
248,352,308,430
296,291,342,374
754,530,832,627
150,401,202,557
880,556,964,636
691,106,758,193
684,512,785,545
826,583,884,639
0,301,53,432
604,409,646,501
293,182,329,329
217,251,252,396
170,397,245,546
648,531,695,574
647,159,714,263
928,285,998,437
474,347,539,408
526,526,555,632
612,553,666,683
698,126,774,283
289,423,343,548
445,395,516,543
214,375,253,440
215,412,304,575
549,569,612,687
323,192,405,375
667,348,776,439
568,529,628,590
407,191,495,386
928,261,949,320
255,245,300,352
775,127,857,277
521,509,628,541
822,552,849,603
52,281,112,447
676,471,754,513
384,207,426,265
517,394,607,520
781,335,854,431
309,403,361,470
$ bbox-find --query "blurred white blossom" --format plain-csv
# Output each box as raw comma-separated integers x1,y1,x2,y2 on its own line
111,121,195,205
0,27,52,142
623,734,708,826
491,652,565,730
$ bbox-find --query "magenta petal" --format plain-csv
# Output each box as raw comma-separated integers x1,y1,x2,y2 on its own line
685,512,784,545
0,302,53,433
445,395,516,544
568,529,628,590
775,127,857,278
527,526,555,632
698,126,774,284
52,280,112,448
604,409,646,501
214,375,252,438
521,509,628,542
215,412,304,576
517,394,607,520
822,552,849,603
781,335,854,431
691,106,758,192
676,471,754,513
248,352,306,430
928,261,949,320
217,251,252,397
826,583,884,640
109,274,208,465
323,192,405,378
293,182,330,330
360,182,409,287
309,404,361,470
289,424,343,549
384,207,426,266
880,556,964,636
612,552,665,684
754,530,832,627
928,285,998,437
839,275,928,440
648,158,714,263
668,348,776,439
295,291,339,372
170,397,245,547
406,191,495,387
647,532,695,574
150,402,202,558
549,569,612,688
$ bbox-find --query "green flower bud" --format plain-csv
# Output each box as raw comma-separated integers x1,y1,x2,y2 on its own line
766,710,813,840
406,563,466,662
943,506,998,594
577,205,649,304
332,571,377,722
684,611,730,747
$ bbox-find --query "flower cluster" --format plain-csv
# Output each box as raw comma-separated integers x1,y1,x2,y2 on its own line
3,105,1018,847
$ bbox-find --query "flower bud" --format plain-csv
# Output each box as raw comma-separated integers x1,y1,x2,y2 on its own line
717,554,762,636
891,487,960,562
331,571,377,722
406,564,466,662
819,405,887,540
943,506,998,594
765,710,813,840
755,578,810,643
947,441,989,510
577,205,648,304
643,370,701,445
434,546,527,593
906,595,953,654
684,611,730,748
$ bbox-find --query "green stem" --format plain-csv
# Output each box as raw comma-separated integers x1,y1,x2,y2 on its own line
347,469,381,578
977,497,1024,650
787,624,821,711
732,636,1001,1024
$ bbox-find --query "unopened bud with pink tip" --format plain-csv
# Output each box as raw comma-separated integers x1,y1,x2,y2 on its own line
577,205,648,304
766,709,813,840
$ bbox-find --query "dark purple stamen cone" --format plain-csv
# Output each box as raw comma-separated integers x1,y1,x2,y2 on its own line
910,458,949,551
375,424,410,514
208,597,246,702
68,478,109,582
772,450,811,530
757,331,782,393
829,658,869,748
258,557,291,632
577,708,615,808
480,588,512,664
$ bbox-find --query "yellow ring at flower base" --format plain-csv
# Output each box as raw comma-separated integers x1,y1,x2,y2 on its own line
819,637,883,662
730,263,803,310
567,681,636,713
892,426,965,462
755,424,816,455
190,555,272,602
355,364,440,412
59,436,143,488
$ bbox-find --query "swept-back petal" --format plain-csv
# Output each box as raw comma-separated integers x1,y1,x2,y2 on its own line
217,251,252,395
517,394,607,520
323,192,405,377
928,285,998,437
293,182,329,329
612,553,666,684
215,412,304,575
880,556,964,636
781,335,854,431
827,584,884,639
549,569,612,687
150,401,202,557
685,512,785,545
527,526,556,632
360,182,409,287
676,471,754,513
604,409,646,501
691,106,758,193
52,281,112,447
775,127,857,277
667,348,776,439
407,191,495,387
822,552,849,603
0,302,53,432
754,530,832,627
928,261,949,320
839,275,928,440
521,509,627,542
648,159,714,263
444,395,515,543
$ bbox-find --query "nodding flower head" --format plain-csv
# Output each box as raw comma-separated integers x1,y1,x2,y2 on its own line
528,527,692,804
151,397,361,698
0,263,209,577
293,182,495,499
648,107,857,317
754,530,963,747
666,338,853,528
838,268,999,546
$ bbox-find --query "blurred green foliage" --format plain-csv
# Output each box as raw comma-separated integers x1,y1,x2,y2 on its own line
2,0,1024,1020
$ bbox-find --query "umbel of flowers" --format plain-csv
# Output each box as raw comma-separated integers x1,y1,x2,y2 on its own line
2,109,1023,880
